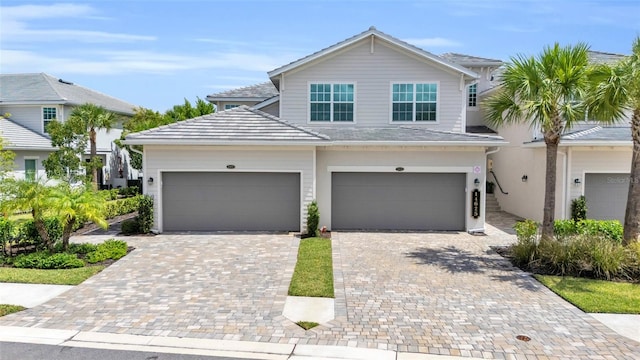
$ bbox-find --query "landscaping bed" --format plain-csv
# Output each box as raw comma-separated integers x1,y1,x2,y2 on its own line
288,237,334,298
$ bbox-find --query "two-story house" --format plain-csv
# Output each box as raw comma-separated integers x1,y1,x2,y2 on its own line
125,27,506,233
0,73,139,188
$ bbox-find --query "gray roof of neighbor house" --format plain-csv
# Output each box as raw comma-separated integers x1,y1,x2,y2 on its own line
268,26,478,87
0,73,136,115
0,117,55,150
587,51,626,64
125,106,329,144
125,106,505,146
527,126,631,146
440,53,503,67
206,82,279,101
313,127,504,144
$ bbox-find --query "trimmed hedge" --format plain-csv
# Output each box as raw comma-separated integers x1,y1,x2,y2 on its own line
86,240,128,264
13,251,84,269
554,219,623,243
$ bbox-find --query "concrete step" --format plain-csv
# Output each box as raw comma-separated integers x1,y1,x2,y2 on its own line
485,193,502,213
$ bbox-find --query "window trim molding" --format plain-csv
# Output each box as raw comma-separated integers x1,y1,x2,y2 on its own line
224,104,241,110
307,81,357,124
467,82,479,111
388,81,440,124
24,157,38,181
42,106,58,133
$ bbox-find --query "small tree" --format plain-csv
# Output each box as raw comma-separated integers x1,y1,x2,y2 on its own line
306,201,319,237
43,119,88,183
570,196,587,221
52,184,108,251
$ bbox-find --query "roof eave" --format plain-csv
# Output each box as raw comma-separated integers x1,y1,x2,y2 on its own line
268,29,478,80
523,141,632,148
206,96,272,102
329,140,508,147
122,139,329,146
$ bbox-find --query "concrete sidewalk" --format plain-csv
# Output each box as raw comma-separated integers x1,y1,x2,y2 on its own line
0,283,73,308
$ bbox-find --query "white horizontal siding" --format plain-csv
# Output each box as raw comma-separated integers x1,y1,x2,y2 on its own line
280,39,464,131
10,150,52,181
0,105,49,134
143,146,315,233
316,147,487,231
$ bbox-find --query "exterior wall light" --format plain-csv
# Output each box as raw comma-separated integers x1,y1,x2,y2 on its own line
521,175,528,182
147,177,154,185
574,178,581,185
474,178,480,187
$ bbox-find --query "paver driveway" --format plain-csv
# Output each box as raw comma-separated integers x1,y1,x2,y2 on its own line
0,231,638,359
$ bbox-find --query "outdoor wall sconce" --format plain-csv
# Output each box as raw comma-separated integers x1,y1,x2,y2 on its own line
226,164,236,169
521,175,528,182
395,167,405,172
474,178,480,187
574,178,582,185
147,177,154,185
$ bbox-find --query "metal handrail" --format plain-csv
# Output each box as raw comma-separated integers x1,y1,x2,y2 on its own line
489,170,509,195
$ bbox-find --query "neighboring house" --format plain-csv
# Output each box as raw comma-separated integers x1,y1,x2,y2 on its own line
206,82,279,115
0,73,139,188
484,51,633,224
126,27,507,233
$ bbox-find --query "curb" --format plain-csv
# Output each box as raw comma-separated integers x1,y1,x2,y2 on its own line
0,326,484,360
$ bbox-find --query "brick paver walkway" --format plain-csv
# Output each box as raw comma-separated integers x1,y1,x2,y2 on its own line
1,228,638,359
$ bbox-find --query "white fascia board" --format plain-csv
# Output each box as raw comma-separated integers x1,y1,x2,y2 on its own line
253,96,280,109
523,141,632,148
122,139,328,146
205,97,269,102
0,100,65,106
5,146,56,151
331,140,508,147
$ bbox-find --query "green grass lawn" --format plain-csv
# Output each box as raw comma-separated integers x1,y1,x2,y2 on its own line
534,275,640,314
288,237,334,298
0,304,26,317
0,266,105,285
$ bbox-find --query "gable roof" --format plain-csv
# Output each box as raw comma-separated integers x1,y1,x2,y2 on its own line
440,53,503,67
309,126,504,145
525,126,631,147
267,26,478,85
0,117,55,151
206,81,279,102
124,106,329,145
0,73,136,115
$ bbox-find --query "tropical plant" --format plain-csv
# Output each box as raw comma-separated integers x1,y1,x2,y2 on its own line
484,43,617,239
587,36,640,245
52,183,108,251
571,195,587,221
0,178,56,250
306,200,319,237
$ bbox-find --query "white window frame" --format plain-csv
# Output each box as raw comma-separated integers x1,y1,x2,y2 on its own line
224,104,240,110
307,81,356,123
467,83,478,109
389,81,440,123
24,156,39,181
42,106,57,133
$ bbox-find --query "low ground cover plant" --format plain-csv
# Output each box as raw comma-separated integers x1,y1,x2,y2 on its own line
508,219,639,281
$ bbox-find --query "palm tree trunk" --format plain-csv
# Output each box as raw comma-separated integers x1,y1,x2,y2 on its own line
90,127,98,190
542,139,559,240
61,217,75,251
32,210,52,251
623,109,640,245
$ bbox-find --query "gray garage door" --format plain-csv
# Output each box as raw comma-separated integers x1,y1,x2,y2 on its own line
162,172,300,231
585,173,629,223
332,172,466,231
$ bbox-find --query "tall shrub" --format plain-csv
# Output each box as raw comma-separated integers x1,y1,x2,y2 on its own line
306,201,319,237
571,196,587,221
137,195,154,234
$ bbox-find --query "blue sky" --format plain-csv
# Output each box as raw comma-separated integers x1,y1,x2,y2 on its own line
1,0,638,112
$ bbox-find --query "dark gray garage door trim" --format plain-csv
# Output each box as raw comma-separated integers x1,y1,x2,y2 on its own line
160,171,302,232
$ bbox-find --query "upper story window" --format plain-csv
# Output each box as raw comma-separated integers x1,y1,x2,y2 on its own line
224,104,240,110
309,83,354,122
42,107,56,133
468,83,477,108
391,83,438,122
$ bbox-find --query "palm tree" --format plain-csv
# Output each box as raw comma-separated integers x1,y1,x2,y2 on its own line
587,36,640,244
52,184,108,251
0,178,56,250
485,43,601,240
68,103,117,190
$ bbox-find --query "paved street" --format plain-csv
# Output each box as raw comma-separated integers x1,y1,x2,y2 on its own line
0,222,638,359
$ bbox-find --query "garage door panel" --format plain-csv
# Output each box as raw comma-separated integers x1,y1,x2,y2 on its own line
162,172,300,232
332,172,465,231
585,173,629,224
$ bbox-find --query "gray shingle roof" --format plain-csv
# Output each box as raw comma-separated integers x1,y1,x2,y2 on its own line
206,82,279,100
0,117,55,150
125,106,329,144
312,127,504,143
0,73,136,115
562,126,631,142
588,51,626,64
440,53,503,67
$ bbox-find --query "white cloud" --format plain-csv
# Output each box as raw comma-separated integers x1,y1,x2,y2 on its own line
0,3,155,43
402,37,462,48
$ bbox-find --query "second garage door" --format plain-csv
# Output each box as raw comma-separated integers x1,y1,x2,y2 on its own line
332,172,466,231
162,172,300,232
585,173,629,224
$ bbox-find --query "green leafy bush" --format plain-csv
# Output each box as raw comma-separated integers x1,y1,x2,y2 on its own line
120,218,139,235
13,251,84,269
553,220,577,239
105,195,141,219
0,218,14,245
119,186,139,197
512,220,539,267
553,219,623,243
306,200,319,237
86,239,128,264
137,195,153,234
19,218,63,246
571,195,587,221
54,242,97,254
